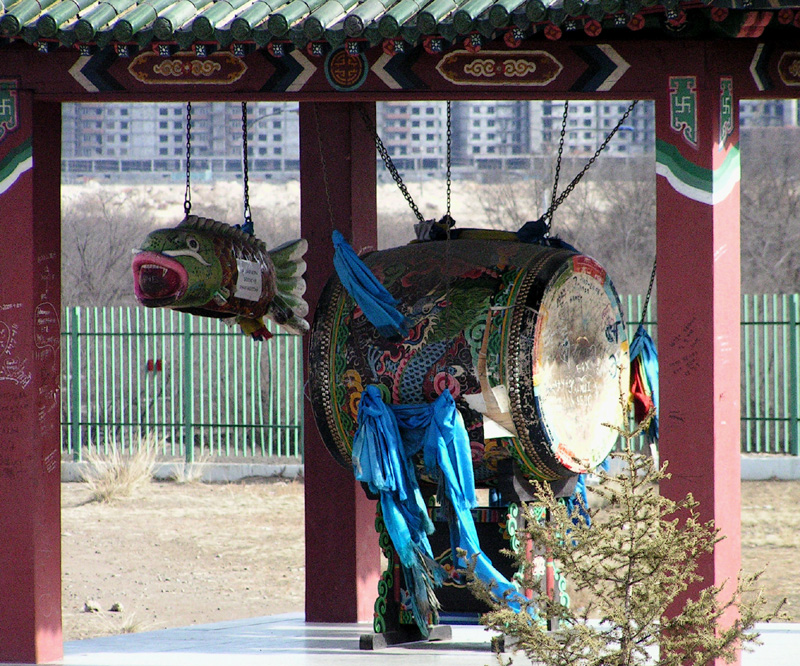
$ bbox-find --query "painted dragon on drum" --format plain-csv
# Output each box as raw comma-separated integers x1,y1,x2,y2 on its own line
309,233,629,485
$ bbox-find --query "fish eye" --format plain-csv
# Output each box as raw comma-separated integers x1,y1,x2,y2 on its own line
186,236,200,251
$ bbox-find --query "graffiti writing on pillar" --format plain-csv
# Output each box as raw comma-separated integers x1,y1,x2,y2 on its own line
0,80,19,143
0,313,32,389
669,76,697,148
719,77,733,149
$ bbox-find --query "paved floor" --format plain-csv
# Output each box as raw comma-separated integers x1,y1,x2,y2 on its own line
25,614,800,666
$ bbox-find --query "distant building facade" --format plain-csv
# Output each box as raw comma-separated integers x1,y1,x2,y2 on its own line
62,102,300,183
61,99,796,183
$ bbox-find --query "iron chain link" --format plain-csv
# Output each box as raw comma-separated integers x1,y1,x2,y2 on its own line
547,100,569,233
544,100,639,231
184,101,192,216
241,101,252,230
639,257,657,328
445,101,452,221
357,105,425,224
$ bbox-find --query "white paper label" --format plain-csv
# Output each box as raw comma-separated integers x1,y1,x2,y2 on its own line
235,259,263,301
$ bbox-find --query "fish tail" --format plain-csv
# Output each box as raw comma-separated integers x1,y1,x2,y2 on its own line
269,239,309,333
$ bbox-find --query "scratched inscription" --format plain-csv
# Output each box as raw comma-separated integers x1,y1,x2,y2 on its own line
0,316,31,389
667,316,700,378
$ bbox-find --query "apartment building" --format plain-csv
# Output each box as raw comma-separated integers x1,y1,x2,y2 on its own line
61,99,795,183
62,101,300,182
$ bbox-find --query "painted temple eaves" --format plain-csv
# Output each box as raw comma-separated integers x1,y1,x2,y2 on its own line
2,0,800,57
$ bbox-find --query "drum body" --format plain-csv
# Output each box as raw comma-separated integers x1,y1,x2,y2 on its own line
309,238,629,483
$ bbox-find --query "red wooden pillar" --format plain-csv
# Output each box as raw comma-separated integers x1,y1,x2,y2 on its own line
299,101,381,623
0,91,63,663
655,53,742,664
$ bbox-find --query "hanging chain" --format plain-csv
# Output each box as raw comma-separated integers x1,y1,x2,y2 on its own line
639,256,657,328
543,99,639,233
546,101,569,233
313,103,337,229
184,101,192,216
445,101,452,221
357,105,425,224
241,102,253,232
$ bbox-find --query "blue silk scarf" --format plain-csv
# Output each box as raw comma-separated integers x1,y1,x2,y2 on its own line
352,385,525,635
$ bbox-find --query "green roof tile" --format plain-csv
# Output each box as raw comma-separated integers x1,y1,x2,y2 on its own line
268,0,326,36
192,0,249,39
37,0,97,38
113,0,176,41
416,0,460,34
343,0,393,36
524,0,545,21
74,0,136,41
452,0,491,32
1,0,60,35
1,0,799,51
153,0,212,40
303,0,358,39
378,0,423,36
230,0,286,40
487,0,524,26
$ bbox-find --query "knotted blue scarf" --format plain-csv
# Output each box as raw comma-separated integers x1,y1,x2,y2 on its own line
352,385,525,635
332,230,410,338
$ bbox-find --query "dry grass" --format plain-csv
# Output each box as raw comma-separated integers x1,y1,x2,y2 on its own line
81,433,159,503
168,455,210,484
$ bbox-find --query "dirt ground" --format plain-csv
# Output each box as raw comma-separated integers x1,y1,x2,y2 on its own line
61,479,305,641
61,478,798,641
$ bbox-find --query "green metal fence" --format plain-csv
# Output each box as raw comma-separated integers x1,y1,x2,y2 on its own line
62,307,303,462
61,295,800,461
742,294,800,455
620,293,800,456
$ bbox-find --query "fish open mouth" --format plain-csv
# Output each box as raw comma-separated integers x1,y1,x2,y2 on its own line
132,252,188,306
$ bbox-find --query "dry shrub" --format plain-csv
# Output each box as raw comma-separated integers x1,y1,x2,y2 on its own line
81,433,159,502
168,454,210,484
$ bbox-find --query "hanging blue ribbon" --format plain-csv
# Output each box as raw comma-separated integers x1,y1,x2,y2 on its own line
352,385,526,635
332,230,410,338
630,324,659,441
352,386,442,635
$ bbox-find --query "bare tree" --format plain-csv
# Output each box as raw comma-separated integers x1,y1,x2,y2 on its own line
473,161,657,297
740,128,800,293
61,189,157,306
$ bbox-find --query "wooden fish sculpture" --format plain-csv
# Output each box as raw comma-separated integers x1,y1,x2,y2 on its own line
132,215,308,339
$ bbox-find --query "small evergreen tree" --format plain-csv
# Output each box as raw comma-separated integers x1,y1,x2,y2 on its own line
469,416,784,666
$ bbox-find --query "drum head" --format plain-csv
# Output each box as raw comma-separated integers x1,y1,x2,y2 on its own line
522,255,628,474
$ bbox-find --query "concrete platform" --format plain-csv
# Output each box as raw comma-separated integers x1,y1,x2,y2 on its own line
22,614,799,666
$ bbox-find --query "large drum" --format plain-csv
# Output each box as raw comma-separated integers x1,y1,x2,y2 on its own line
309,235,629,483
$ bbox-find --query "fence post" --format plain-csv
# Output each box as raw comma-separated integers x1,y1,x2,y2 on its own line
790,294,799,456
70,307,81,462
182,315,195,463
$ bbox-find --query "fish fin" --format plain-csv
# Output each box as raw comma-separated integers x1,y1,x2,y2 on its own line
275,276,307,300
268,239,309,334
275,259,307,280
267,295,310,335
274,291,309,318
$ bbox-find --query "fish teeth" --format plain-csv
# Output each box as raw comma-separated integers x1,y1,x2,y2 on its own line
140,263,171,275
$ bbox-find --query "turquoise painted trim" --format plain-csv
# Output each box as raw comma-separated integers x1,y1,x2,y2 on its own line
655,139,740,205
0,139,33,196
